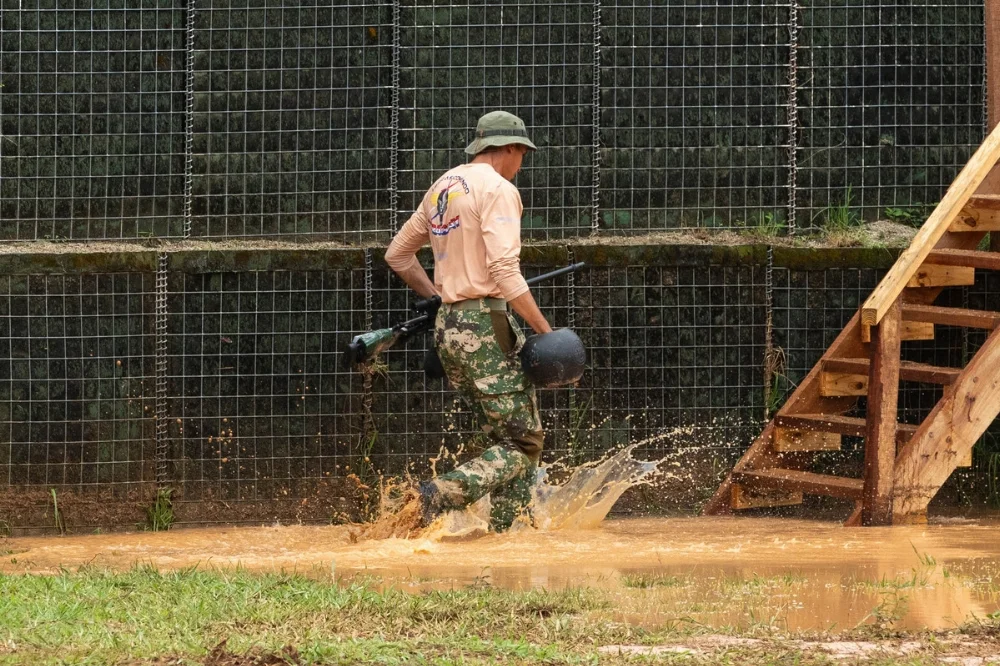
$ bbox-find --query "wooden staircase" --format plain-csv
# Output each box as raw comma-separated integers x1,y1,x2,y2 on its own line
704,123,1000,526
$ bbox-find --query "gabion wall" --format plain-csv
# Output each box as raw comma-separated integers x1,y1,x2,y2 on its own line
0,0,987,240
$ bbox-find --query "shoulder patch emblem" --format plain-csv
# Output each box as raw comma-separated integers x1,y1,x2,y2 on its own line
430,175,469,236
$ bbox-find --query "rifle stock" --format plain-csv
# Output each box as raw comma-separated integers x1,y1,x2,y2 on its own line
341,328,400,369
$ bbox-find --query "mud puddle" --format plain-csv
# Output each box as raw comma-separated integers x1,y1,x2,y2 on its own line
4,515,1000,632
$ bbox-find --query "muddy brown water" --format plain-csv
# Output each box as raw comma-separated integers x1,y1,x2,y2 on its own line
4,516,999,633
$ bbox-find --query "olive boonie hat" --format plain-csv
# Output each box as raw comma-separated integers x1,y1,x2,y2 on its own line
464,110,538,155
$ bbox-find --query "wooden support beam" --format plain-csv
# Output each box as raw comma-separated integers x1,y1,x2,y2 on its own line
969,194,1000,209
981,0,1000,195
951,196,1000,232
703,312,868,516
863,299,901,526
894,324,1000,520
902,303,1000,330
925,248,1000,270
861,124,1000,326
901,321,935,341
708,222,989,523
844,503,863,527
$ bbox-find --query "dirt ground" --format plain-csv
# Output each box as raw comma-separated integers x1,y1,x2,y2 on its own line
138,635,1000,666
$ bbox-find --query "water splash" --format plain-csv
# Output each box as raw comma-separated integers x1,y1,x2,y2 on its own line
527,441,663,530
428,440,666,539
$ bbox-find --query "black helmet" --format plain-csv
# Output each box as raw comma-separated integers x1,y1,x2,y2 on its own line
520,328,586,388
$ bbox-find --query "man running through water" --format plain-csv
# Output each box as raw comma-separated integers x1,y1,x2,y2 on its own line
384,110,551,531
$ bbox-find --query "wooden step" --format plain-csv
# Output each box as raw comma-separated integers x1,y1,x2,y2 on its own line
860,320,935,343
902,303,1000,330
824,357,961,385
907,264,976,287
925,248,1000,271
732,469,864,500
773,426,841,452
730,482,804,510
968,194,1000,209
774,413,918,443
950,194,1000,232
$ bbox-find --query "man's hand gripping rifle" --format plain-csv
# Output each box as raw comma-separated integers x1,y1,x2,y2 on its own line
341,262,585,369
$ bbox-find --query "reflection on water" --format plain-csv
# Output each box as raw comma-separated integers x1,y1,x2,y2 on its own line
4,515,999,632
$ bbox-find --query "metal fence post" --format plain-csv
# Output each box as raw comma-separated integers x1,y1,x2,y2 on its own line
787,1,800,236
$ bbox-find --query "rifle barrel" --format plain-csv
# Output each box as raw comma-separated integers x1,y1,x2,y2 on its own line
526,261,586,286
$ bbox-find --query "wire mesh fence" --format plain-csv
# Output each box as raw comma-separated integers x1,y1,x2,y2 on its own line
0,272,156,493
190,1,394,238
0,1,996,529
0,247,760,528
0,2,188,240
0,244,996,530
797,0,986,225
0,0,989,240
601,1,793,231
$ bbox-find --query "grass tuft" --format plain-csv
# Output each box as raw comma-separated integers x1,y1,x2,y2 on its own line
144,487,175,532
49,488,65,535
822,187,861,232
621,572,685,589
744,211,788,238
910,542,937,567
884,204,932,228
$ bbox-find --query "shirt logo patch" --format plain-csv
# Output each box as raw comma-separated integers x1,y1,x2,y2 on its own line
430,175,469,236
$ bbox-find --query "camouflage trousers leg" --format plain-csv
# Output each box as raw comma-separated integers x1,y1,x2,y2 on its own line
427,302,546,531
423,445,535,530
486,457,536,531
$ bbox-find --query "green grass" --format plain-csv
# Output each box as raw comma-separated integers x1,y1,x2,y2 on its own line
884,204,932,228
849,570,932,592
742,211,788,238
820,187,861,233
764,371,795,419
0,567,611,665
911,543,938,567
620,572,685,589
143,487,175,532
0,567,997,665
49,488,64,535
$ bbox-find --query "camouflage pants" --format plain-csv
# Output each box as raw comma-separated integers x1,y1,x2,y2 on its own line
424,301,545,530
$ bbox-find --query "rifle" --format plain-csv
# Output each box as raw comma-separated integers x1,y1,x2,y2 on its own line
341,262,585,369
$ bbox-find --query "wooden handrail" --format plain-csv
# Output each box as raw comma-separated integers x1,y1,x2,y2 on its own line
860,123,1000,326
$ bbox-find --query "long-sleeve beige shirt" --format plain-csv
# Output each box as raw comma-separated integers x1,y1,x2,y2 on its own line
385,163,530,304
